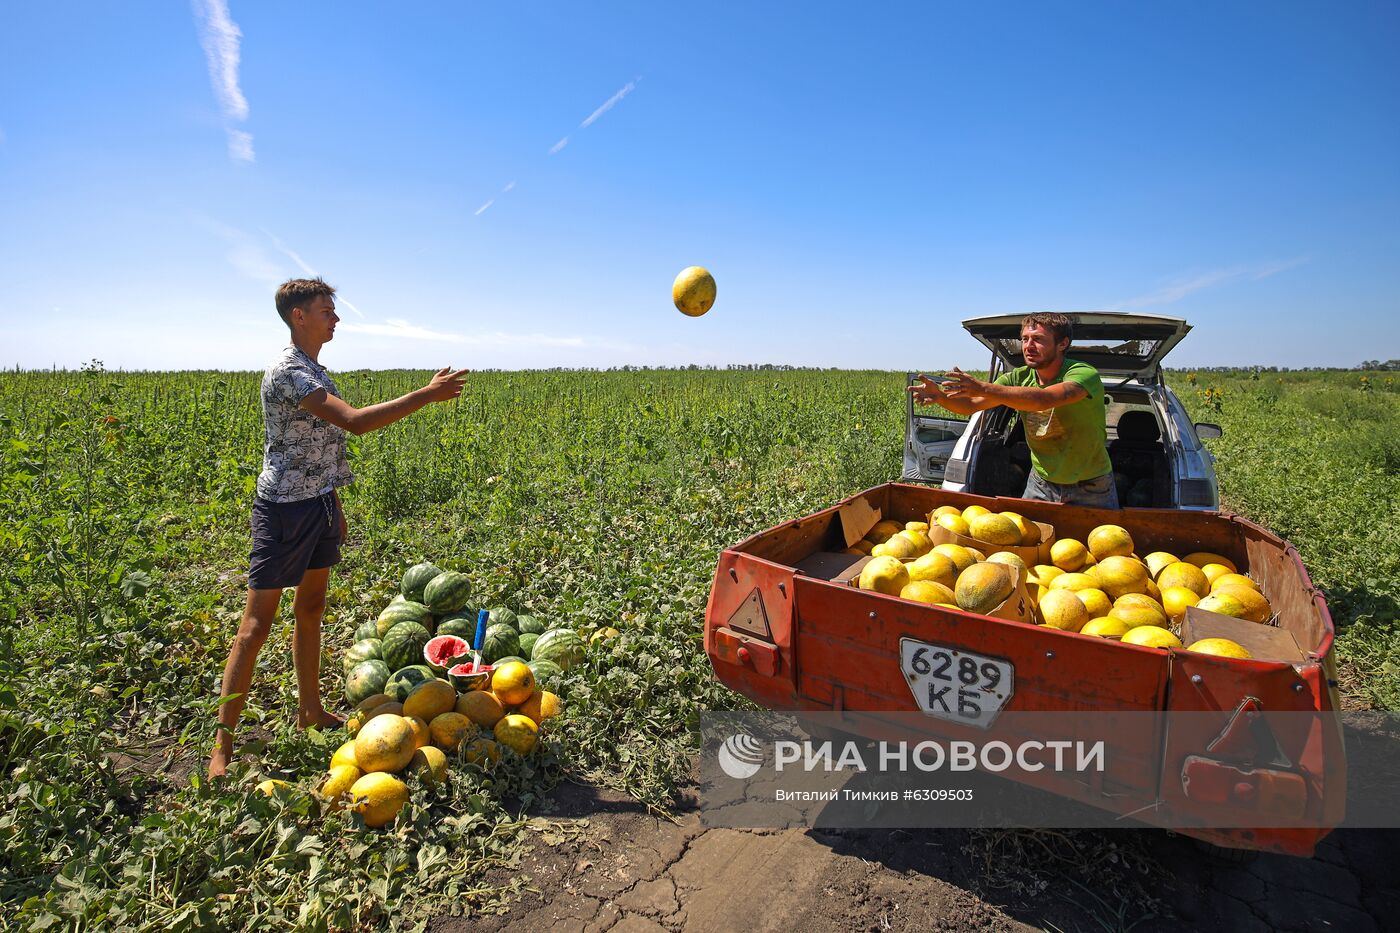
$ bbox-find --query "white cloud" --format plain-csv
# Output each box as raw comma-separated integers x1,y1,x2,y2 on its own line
1118,257,1308,308
549,137,569,155
501,181,516,193
580,78,640,128
193,0,253,160
474,199,495,216
226,128,255,162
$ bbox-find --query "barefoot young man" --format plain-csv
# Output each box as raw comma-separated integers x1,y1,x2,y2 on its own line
209,278,468,778
907,311,1118,508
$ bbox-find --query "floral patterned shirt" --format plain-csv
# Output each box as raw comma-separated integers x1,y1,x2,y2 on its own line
255,346,354,502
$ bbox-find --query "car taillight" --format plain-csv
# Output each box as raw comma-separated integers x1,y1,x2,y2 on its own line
1178,479,1215,507
944,459,968,484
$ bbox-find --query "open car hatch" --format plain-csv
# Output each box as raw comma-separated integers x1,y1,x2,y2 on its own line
962,312,1192,381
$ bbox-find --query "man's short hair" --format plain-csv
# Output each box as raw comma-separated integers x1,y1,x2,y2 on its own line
275,278,337,326
1021,311,1073,346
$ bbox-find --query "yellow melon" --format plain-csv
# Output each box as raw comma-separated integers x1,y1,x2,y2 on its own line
905,520,930,533
901,579,958,605
931,505,962,522
407,745,449,784
871,520,904,541
1211,585,1273,623
935,512,970,537
907,551,957,588
1212,573,1260,593
1161,586,1202,623
859,555,911,596
403,680,457,722
494,713,540,756
1074,587,1112,618
517,690,561,723
954,563,1015,614
429,712,476,751
404,716,431,750
1143,551,1180,579
320,764,362,809
1001,511,1043,547
896,528,933,555
1050,539,1089,572
1196,592,1249,620
354,693,394,714
330,739,359,771
1114,593,1166,617
1031,565,1065,586
968,513,1022,546
349,772,410,827
1048,572,1097,592
455,690,506,729
1109,605,1168,629
1186,638,1252,659
1087,524,1135,560
353,714,417,774
1121,626,1182,649
1039,589,1090,632
1158,561,1210,598
872,535,918,560
961,504,992,521
491,661,537,706
1184,552,1237,573
1081,617,1130,638
1094,555,1149,599
984,551,1028,583
464,737,501,767
933,543,977,573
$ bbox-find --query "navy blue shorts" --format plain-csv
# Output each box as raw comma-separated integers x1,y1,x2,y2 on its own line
248,493,343,590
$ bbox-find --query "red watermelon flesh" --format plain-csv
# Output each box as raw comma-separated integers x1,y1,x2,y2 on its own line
447,661,494,691
424,635,471,673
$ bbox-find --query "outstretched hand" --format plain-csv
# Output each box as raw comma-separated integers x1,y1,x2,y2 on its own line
424,367,469,402
906,373,948,406
939,367,987,399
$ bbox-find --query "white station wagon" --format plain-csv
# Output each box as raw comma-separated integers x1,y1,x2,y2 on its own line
903,312,1223,510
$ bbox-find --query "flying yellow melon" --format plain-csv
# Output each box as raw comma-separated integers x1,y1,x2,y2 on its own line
672,266,716,316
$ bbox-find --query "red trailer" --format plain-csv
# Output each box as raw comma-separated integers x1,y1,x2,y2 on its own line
703,482,1345,856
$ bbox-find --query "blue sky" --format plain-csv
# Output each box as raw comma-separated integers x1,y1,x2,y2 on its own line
2,2,1396,371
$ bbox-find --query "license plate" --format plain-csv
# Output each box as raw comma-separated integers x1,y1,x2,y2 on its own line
899,637,1014,729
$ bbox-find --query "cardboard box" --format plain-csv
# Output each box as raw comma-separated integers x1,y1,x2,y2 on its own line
926,514,1057,568
1180,606,1306,664
794,551,870,584
838,497,882,548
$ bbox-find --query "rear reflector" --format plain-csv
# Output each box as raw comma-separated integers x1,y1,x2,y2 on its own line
1178,479,1216,508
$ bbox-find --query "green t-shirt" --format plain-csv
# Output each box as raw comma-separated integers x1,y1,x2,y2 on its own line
993,359,1112,485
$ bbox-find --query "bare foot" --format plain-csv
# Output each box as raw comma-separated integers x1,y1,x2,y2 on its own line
298,709,344,730
208,748,230,779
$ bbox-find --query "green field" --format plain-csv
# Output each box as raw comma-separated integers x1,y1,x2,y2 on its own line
1,365,1396,930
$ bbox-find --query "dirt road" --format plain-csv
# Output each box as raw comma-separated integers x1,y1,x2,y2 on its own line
430,777,1398,933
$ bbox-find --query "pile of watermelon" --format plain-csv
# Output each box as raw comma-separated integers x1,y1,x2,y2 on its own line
343,562,586,710
324,561,588,827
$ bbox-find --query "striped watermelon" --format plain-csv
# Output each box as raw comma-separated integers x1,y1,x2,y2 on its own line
528,658,563,687
531,628,585,671
384,665,437,703
376,600,432,638
401,562,443,602
346,659,391,706
435,614,475,640
481,623,520,664
424,571,471,614
354,618,380,643
486,607,518,630
519,632,540,659
382,621,431,671
516,614,546,636
343,638,382,673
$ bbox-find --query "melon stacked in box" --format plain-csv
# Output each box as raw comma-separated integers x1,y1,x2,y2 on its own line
324,562,588,827
852,506,1272,660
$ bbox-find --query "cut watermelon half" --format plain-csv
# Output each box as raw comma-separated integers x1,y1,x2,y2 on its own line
448,661,494,692
423,635,471,675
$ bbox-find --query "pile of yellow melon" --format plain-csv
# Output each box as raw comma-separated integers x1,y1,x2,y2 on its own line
310,660,560,827
1028,523,1269,656
853,508,1270,659
855,509,1036,616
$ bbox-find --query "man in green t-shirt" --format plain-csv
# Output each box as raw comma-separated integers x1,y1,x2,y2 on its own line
908,312,1119,508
